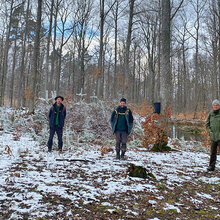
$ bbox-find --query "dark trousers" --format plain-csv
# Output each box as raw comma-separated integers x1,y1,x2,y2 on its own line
209,141,219,168
48,125,63,150
115,131,128,154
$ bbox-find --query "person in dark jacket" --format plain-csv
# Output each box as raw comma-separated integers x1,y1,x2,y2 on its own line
48,96,66,152
206,99,220,171
110,98,134,160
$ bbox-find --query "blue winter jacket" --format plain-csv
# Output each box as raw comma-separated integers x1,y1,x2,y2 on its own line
49,103,66,129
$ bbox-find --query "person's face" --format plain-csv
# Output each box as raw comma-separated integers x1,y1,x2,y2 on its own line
213,104,220,111
120,101,126,108
56,98,62,105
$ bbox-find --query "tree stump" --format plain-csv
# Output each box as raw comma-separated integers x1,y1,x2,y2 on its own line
128,163,155,179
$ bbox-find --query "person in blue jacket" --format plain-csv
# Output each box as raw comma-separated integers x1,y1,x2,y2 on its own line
110,98,134,160
48,96,66,152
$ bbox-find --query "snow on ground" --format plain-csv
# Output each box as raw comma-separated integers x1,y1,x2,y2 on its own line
1,130,220,219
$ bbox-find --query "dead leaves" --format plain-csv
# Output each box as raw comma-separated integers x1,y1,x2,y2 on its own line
5,145,12,155
100,146,114,156
5,172,20,183
141,108,171,149
201,126,211,150
10,172,21,177
12,132,21,141
32,123,43,135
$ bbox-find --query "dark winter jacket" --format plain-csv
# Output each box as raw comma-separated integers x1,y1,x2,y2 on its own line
110,106,134,135
206,109,220,142
49,103,66,129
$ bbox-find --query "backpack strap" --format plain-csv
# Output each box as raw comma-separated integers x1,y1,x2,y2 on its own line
118,109,130,115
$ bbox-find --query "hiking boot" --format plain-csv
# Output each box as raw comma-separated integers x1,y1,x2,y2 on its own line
58,148,62,153
121,152,125,160
116,152,120,160
207,166,215,171
48,148,52,152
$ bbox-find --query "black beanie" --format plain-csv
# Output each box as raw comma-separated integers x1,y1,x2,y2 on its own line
120,98,126,103
55,96,64,101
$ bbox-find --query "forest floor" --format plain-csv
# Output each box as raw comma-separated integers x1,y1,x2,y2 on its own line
1,130,220,220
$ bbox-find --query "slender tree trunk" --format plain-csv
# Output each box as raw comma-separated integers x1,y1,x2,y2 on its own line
97,0,105,98
29,0,42,113
80,31,86,93
137,49,141,102
157,0,161,101
76,22,86,94
45,0,54,97
0,0,14,106
67,54,72,92
182,44,187,111
132,44,137,101
218,0,220,97
56,38,64,95
0,37,4,77
10,37,18,107
18,0,30,107
72,42,76,94
113,0,119,98
50,0,59,94
124,0,135,99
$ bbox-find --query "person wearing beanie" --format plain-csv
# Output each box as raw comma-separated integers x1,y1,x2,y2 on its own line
212,99,220,106
206,99,220,171
47,96,66,152
110,98,134,160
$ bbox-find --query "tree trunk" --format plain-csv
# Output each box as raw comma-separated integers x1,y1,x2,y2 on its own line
29,0,42,113
18,0,30,107
50,0,59,95
97,0,105,98
10,37,18,107
0,0,14,106
218,0,220,97
160,0,172,109
156,0,161,101
132,43,137,101
45,0,54,97
124,0,135,99
113,0,119,98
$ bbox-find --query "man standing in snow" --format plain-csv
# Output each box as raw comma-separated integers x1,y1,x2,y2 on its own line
206,99,220,171
48,96,66,152
110,98,134,160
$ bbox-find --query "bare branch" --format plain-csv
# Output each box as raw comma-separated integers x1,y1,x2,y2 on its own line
170,0,184,20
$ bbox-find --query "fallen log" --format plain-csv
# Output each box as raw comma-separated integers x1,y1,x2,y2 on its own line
56,158,95,163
